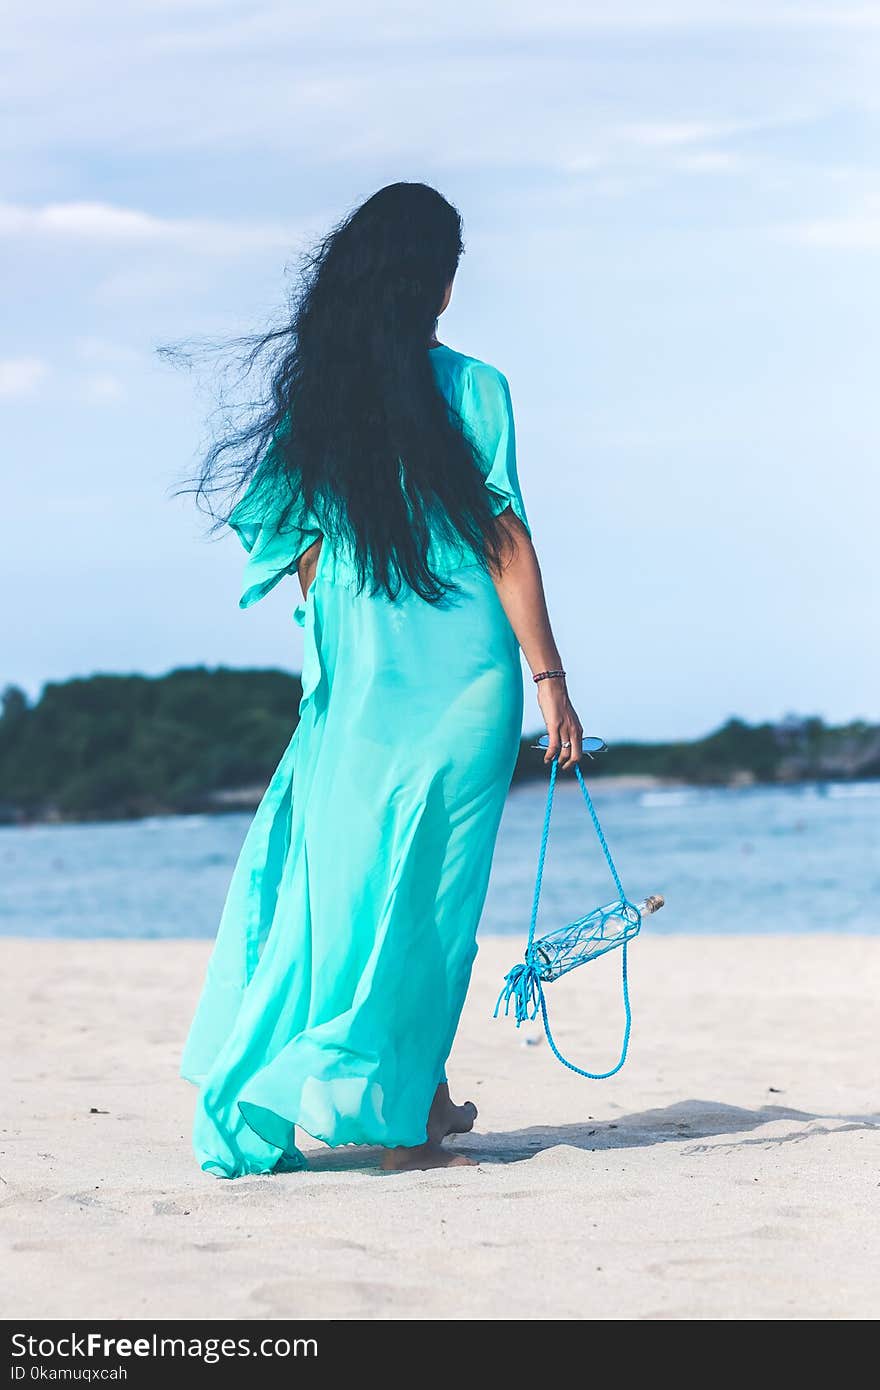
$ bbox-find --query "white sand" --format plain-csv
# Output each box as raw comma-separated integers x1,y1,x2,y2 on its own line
1,936,877,1321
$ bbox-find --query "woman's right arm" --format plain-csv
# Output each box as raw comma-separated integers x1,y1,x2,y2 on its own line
490,510,583,770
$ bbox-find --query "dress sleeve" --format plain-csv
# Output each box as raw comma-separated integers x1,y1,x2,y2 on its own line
228,452,321,610
460,361,530,534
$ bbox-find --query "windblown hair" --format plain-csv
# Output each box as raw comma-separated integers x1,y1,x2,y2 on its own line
185,182,504,601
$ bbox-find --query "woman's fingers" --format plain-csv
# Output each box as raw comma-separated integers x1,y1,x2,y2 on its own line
564,724,583,769
557,712,584,769
558,726,575,769
544,722,562,764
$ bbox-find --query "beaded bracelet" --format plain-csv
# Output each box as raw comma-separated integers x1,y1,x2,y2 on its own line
533,669,566,683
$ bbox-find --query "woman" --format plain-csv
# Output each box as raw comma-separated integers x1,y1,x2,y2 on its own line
181,182,583,1175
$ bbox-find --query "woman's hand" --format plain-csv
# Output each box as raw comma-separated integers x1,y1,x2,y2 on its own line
536,678,583,770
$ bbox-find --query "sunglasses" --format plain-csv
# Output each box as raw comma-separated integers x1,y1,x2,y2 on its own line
530,734,608,758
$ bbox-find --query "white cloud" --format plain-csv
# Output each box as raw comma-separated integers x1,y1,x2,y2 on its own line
0,354,126,405
0,202,165,242
673,150,746,174
93,264,222,305
0,357,48,397
786,198,880,249
0,201,302,256
555,121,757,182
37,1,880,46
79,373,126,404
620,121,753,147
74,337,143,366
3,1,874,172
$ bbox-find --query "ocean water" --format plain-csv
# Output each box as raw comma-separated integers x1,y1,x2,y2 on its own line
1,781,878,940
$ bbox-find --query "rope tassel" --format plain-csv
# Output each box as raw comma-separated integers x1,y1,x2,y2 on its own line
494,956,544,1026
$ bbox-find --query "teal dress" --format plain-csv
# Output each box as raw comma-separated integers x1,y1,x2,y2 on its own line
181,347,528,1177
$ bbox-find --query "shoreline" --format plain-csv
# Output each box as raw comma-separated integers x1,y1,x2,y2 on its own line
3,772,878,829
2,934,877,1320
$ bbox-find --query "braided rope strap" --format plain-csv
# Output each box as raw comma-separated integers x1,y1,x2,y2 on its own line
494,757,640,1080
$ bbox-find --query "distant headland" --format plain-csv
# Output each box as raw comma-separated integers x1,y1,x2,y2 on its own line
1,669,877,824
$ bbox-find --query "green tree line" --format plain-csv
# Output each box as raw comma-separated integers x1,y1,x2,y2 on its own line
1,669,878,823
0,669,302,821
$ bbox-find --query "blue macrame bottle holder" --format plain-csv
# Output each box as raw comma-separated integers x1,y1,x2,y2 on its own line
495,756,657,1079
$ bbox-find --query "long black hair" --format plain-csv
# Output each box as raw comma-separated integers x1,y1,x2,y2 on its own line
187,182,504,601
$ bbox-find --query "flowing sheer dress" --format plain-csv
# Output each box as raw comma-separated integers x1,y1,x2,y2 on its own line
181,347,529,1176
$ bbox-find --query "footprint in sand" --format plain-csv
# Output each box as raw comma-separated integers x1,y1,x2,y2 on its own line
152,1199,192,1216
250,1277,427,1317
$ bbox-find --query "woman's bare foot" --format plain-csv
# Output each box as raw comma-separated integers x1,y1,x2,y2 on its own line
426,1082,477,1144
380,1142,477,1172
379,1083,479,1171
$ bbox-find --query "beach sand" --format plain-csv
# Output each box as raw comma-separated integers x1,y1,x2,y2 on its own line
1,936,877,1321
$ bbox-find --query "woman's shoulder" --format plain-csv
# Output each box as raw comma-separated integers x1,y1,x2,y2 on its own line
428,350,503,383
431,347,512,421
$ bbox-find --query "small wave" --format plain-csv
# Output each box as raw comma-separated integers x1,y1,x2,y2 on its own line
639,791,691,808
826,783,880,800
140,815,210,831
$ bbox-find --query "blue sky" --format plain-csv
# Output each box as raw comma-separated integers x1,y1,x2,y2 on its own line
2,1,878,739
